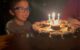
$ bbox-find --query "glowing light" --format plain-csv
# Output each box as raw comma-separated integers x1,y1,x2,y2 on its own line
58,13,60,21
48,14,51,22
52,12,55,20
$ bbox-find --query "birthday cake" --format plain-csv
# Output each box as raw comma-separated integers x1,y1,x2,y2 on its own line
32,19,80,38
32,12,80,38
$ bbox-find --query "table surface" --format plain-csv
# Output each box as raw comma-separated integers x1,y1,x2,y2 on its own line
0,31,80,50
28,29,80,50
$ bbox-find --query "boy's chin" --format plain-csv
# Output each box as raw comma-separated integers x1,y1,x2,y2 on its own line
20,19,27,22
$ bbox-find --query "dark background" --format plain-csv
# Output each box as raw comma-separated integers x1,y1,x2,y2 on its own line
0,0,68,35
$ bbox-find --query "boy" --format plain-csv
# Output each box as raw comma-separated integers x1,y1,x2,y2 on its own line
6,0,33,50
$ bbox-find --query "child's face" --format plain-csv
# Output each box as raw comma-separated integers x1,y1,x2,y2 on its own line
13,1,30,22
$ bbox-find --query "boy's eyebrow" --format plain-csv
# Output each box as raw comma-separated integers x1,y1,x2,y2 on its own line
14,6,29,8
14,7,30,9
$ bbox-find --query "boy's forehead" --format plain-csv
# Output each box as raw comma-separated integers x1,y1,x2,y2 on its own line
15,1,29,8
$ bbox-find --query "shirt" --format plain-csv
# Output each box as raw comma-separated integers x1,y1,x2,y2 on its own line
6,19,32,50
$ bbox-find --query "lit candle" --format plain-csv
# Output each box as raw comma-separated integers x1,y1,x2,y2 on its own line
48,14,51,23
58,13,60,21
52,12,56,20
48,14,52,26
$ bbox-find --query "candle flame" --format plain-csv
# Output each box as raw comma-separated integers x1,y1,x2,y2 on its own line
52,12,55,17
48,14,50,17
52,12,55,20
58,13,60,17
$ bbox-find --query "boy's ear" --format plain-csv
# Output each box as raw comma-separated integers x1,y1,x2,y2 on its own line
9,10,14,16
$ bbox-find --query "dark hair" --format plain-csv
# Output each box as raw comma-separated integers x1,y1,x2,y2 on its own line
9,0,30,10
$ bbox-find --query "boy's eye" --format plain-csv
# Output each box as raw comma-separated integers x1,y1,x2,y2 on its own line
14,7,31,11
14,7,21,10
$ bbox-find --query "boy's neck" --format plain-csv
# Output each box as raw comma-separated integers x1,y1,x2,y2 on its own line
14,19,26,26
